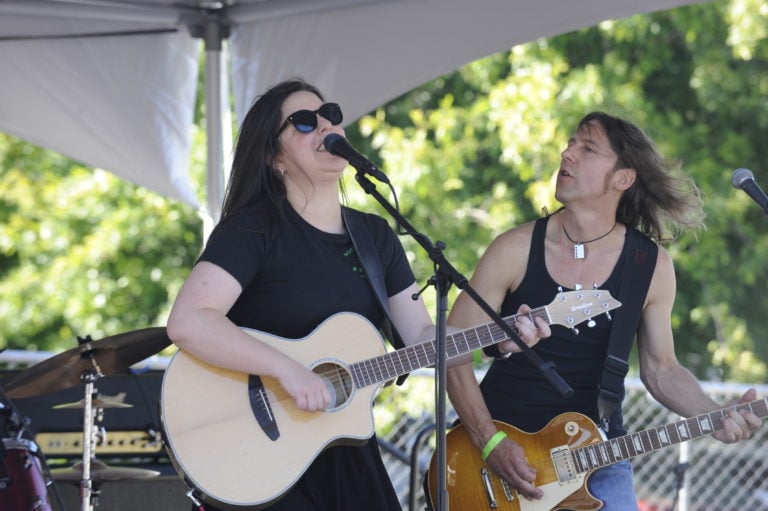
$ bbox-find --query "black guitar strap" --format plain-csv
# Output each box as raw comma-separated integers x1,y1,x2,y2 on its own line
597,227,658,432
342,207,408,385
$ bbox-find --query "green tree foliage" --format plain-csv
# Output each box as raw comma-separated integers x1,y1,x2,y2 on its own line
344,0,768,383
0,133,202,352
2,0,766,385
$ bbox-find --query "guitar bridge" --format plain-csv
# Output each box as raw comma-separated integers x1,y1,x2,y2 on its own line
480,467,500,509
500,478,515,503
248,375,279,441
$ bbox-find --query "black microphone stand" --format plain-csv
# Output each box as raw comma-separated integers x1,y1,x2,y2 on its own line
349,169,573,511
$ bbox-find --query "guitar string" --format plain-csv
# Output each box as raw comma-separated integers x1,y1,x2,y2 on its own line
249,301,615,417
522,400,768,478
250,310,548,414
338,308,550,387
252,305,602,413
248,357,755,490
260,291,614,401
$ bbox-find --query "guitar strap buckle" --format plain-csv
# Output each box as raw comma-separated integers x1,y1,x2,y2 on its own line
597,385,621,434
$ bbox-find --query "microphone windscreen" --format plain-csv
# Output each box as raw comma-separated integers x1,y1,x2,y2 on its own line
732,167,755,189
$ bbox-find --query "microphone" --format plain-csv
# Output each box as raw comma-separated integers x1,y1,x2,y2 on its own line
731,168,768,215
323,134,390,184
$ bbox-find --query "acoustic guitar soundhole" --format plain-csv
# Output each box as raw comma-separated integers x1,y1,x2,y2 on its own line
313,362,353,411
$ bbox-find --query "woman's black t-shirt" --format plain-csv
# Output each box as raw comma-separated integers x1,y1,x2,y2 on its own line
195,203,415,511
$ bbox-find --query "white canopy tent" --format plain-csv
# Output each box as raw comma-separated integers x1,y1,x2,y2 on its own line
0,0,705,222
0,6,713,507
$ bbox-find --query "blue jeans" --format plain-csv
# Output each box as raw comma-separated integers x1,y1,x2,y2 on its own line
579,461,639,511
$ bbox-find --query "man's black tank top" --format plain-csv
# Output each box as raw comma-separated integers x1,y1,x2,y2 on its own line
480,215,630,438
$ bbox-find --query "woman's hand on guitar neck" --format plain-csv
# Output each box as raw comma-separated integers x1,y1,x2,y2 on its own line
500,303,552,355
485,436,544,500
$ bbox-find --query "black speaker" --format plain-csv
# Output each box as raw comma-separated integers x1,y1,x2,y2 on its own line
49,475,192,511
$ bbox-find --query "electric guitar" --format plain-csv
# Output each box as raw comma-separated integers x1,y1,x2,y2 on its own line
427,400,768,511
160,290,619,510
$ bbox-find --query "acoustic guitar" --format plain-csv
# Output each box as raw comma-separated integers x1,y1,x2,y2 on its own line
160,289,620,510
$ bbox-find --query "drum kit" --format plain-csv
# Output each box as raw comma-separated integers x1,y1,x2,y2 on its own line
0,327,171,511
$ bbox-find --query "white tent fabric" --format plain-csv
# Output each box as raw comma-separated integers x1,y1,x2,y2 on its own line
1,31,200,204
0,0,703,217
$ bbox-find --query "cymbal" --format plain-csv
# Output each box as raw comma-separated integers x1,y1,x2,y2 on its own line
52,398,133,409
51,459,160,484
4,327,170,399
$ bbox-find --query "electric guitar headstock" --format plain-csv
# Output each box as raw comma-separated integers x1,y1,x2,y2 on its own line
544,290,622,334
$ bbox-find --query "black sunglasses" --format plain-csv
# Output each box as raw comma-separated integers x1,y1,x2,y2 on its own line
278,102,343,135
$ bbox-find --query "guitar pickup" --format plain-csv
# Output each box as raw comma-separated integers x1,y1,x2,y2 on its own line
551,445,577,483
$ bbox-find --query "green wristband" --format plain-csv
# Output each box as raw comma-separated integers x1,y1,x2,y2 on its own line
481,431,507,461
473,350,483,365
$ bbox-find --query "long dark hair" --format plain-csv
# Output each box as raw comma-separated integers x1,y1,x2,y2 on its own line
579,112,705,242
219,78,325,223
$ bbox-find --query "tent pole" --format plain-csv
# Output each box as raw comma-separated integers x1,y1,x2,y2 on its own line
192,16,232,234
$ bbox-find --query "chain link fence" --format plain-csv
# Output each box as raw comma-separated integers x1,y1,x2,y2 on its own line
375,370,768,511
2,351,765,510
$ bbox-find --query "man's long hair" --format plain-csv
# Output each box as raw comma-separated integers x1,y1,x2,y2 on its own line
580,112,705,243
